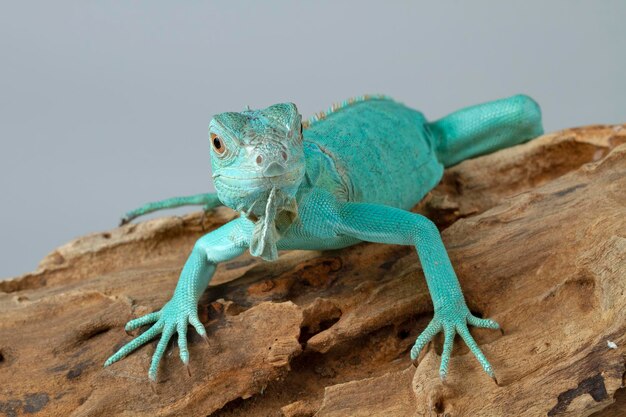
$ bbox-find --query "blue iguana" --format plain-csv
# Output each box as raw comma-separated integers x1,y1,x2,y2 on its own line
105,94,543,382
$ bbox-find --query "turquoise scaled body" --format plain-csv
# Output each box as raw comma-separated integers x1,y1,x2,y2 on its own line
105,94,543,382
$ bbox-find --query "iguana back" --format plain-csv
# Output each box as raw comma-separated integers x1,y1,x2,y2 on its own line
303,95,542,210
303,97,442,210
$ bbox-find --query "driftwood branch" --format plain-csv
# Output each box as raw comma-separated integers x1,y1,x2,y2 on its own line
1,125,625,416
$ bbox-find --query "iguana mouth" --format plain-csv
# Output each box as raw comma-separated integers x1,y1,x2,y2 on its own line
213,165,304,213
213,167,302,181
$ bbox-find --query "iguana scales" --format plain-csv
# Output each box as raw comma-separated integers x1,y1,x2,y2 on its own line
104,94,543,382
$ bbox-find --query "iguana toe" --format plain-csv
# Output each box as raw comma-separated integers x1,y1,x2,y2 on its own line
410,311,499,380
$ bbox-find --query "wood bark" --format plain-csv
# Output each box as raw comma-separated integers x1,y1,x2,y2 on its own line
1,125,625,416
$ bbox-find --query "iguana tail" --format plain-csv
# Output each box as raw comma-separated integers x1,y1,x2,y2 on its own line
428,94,543,167
120,192,222,225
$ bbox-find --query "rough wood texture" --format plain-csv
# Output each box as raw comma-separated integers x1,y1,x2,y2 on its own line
1,125,625,417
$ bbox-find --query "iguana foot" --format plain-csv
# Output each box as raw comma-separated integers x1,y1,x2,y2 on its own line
104,298,206,381
410,308,500,381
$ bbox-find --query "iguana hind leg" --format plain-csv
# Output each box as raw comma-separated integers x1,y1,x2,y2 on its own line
120,192,221,225
429,94,543,167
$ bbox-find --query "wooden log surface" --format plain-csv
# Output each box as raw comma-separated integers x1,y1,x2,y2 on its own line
1,125,625,416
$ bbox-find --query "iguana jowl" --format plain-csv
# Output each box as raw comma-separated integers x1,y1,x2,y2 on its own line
105,95,543,382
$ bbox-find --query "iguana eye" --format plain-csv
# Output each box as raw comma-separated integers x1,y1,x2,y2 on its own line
211,133,227,156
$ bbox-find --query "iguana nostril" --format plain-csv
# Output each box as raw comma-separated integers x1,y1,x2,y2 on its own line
256,155,263,165
281,151,288,161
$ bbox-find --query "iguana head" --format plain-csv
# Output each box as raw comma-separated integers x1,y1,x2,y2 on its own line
208,103,305,260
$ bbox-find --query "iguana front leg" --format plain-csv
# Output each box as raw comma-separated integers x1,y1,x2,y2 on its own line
104,217,252,380
299,192,500,380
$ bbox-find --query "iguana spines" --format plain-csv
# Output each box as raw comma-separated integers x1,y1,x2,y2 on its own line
302,94,393,129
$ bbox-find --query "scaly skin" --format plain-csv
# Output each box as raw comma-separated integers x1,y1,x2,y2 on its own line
105,95,543,382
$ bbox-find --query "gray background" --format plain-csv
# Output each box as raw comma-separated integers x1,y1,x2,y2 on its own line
1,1,624,279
